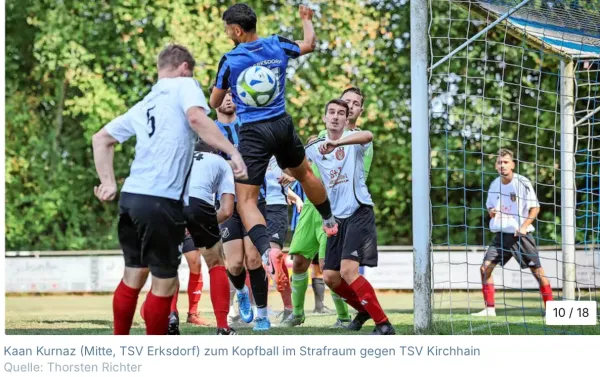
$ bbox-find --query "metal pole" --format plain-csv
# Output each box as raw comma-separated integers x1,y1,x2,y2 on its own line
429,0,532,72
411,0,432,333
560,59,576,301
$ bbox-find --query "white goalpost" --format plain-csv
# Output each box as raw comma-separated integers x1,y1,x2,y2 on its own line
411,0,600,334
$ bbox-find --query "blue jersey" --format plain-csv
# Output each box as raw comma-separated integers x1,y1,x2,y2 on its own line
215,120,240,160
215,35,301,124
215,119,266,201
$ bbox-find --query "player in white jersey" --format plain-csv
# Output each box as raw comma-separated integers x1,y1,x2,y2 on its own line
92,44,246,336
303,99,395,335
168,139,237,335
264,156,303,323
472,148,553,317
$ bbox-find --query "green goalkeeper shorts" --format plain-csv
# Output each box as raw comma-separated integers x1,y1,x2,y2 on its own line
289,204,327,260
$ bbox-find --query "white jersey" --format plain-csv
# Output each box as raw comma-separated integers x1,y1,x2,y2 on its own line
265,157,287,206
305,131,374,219
486,173,540,234
105,77,210,201
188,152,235,206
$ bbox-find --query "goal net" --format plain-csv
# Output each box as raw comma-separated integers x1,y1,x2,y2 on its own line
425,0,600,334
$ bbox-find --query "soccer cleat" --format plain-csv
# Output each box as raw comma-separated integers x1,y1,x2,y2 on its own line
276,309,293,324
471,307,496,317
313,306,335,315
253,317,272,331
168,311,180,335
187,313,210,327
330,318,352,328
217,327,238,335
346,311,371,331
372,321,396,335
323,221,339,237
280,314,305,327
237,289,254,323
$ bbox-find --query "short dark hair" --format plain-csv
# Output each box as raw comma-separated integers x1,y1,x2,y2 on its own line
223,3,257,33
325,99,350,117
157,44,195,71
341,86,364,106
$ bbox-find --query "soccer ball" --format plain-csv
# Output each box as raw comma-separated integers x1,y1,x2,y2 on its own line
236,65,278,107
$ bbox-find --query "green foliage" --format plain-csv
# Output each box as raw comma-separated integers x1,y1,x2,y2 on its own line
5,0,578,250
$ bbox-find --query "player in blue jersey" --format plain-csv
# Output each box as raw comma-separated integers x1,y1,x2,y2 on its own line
209,85,272,331
210,7,339,328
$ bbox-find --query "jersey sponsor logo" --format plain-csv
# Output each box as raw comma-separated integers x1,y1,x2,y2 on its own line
328,167,349,188
254,59,283,67
510,192,517,202
335,147,345,161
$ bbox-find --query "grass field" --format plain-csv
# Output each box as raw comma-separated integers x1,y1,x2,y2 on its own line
6,291,600,335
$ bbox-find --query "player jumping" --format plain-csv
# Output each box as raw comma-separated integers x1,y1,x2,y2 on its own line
92,44,246,335
210,5,339,331
473,148,553,317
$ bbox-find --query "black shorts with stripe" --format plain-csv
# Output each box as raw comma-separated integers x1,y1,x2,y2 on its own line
484,233,542,269
324,206,378,271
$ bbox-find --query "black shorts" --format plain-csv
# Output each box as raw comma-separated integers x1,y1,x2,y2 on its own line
266,204,289,248
183,197,221,250
323,206,378,271
312,253,319,265
219,201,267,243
118,192,185,279
237,113,305,185
484,233,542,269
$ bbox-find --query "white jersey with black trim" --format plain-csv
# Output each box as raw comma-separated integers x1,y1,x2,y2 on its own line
486,173,540,234
188,152,235,206
265,156,287,206
305,130,374,219
104,77,210,202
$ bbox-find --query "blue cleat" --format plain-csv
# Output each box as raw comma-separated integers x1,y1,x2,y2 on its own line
237,289,254,323
253,317,271,332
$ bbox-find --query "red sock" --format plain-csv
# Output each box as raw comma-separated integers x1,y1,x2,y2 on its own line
482,284,495,308
280,258,293,309
350,276,388,324
170,285,179,313
209,266,230,329
112,280,141,335
331,279,367,313
188,272,203,315
143,291,173,335
540,284,553,306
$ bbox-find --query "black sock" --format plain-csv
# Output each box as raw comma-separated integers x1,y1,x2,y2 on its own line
248,266,268,309
227,268,246,290
314,198,333,220
247,224,271,256
312,278,325,310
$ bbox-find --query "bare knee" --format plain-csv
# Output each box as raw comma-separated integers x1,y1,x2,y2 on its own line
480,263,495,281
292,255,311,274
323,270,342,289
202,243,224,269
245,250,262,270
150,276,178,297
288,159,312,182
340,265,360,284
185,251,201,274
122,267,149,289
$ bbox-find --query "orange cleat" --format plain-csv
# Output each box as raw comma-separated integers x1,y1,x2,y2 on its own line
186,313,210,327
269,249,290,293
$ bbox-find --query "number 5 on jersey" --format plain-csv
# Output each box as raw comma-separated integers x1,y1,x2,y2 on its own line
146,106,156,137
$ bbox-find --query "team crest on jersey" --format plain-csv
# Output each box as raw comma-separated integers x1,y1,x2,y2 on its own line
220,227,230,239
335,147,345,161
510,192,517,202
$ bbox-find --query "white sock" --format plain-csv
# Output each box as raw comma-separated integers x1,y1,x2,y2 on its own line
236,285,248,295
257,307,268,318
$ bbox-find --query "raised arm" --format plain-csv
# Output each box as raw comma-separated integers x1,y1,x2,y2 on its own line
319,131,373,155
296,5,316,56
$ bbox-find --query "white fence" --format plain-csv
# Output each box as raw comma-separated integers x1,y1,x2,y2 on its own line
5,247,600,293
